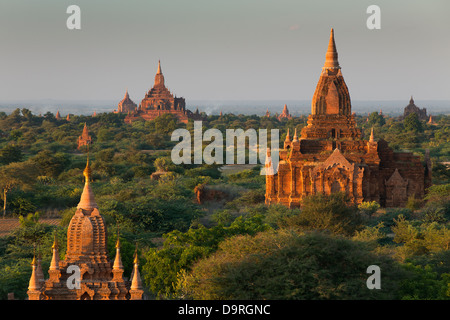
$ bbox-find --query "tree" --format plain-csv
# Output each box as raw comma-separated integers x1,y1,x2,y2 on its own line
180,230,405,299
404,112,423,133
0,144,23,165
154,157,172,172
0,161,38,218
284,193,363,236
368,111,385,127
142,214,270,298
31,150,70,178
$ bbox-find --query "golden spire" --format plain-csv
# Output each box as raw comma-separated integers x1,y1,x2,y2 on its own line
130,244,143,290
323,28,340,70
77,155,98,210
49,233,60,271
28,255,41,291
113,233,124,270
83,156,92,183
157,60,162,74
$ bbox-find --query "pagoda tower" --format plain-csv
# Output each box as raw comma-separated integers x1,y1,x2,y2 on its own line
77,123,92,150
123,60,203,124
278,104,292,121
265,29,429,208
27,157,144,300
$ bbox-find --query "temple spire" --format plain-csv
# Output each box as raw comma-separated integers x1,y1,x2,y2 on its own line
154,60,165,87
323,28,340,70
130,245,143,290
28,255,41,291
369,127,375,142
157,60,162,74
113,227,124,271
293,128,299,142
49,233,60,271
285,128,291,142
77,155,98,210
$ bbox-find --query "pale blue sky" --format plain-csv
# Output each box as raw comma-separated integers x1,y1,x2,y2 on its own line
0,0,449,102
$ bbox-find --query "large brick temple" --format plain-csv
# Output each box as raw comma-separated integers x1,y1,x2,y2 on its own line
117,60,203,124
265,29,431,208
27,158,144,300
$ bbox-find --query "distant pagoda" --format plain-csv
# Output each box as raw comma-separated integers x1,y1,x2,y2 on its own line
115,89,137,114
77,123,92,150
403,96,427,121
121,60,203,124
278,104,292,121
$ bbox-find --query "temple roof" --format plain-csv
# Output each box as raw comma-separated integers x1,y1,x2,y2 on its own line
118,89,137,107
311,28,351,116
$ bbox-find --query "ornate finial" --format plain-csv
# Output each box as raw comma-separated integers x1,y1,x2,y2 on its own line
133,243,139,265
83,156,91,183
369,127,375,142
52,232,58,249
115,224,120,249
157,60,162,74
323,28,340,70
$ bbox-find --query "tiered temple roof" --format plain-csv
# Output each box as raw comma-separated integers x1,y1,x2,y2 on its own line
123,60,203,124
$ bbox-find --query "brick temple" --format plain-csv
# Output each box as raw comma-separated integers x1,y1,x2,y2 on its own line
77,123,92,150
118,60,203,124
402,96,428,121
27,158,144,300
278,104,292,121
265,29,431,208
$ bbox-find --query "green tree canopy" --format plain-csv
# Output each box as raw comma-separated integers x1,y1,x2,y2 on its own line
180,230,405,299
404,112,423,133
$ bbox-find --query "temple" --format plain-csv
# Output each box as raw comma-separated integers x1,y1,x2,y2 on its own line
77,123,92,150
403,96,427,120
122,60,203,124
278,104,292,121
27,158,144,300
265,29,431,208
116,90,137,114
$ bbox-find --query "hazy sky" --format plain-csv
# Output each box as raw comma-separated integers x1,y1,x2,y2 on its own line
0,0,449,103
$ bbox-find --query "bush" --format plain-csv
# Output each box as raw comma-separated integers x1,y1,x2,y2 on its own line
358,201,380,217
180,230,405,299
285,193,362,236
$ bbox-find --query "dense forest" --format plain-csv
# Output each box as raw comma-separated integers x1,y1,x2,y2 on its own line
0,108,449,300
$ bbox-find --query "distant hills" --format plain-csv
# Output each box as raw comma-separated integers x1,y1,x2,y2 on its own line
0,99,448,117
